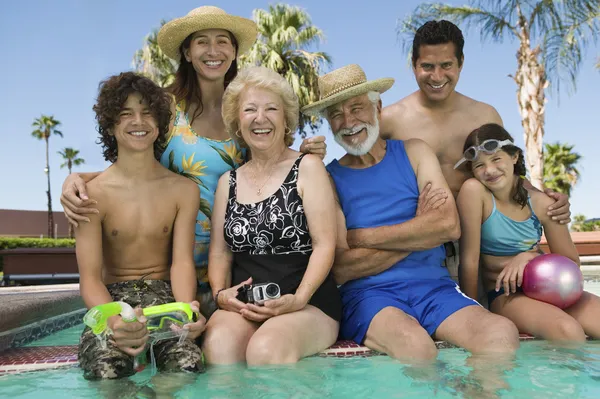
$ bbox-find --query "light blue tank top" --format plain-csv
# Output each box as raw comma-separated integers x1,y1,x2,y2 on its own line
159,101,246,280
480,193,542,256
326,140,448,290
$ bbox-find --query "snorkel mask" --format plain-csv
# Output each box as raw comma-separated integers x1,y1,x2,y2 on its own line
454,139,513,169
83,301,199,346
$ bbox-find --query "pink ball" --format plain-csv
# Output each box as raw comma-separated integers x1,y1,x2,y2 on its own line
522,254,584,309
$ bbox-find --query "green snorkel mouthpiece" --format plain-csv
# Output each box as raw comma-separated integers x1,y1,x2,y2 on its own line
83,301,137,335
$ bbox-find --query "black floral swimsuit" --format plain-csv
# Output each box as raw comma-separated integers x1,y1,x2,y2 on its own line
224,154,341,322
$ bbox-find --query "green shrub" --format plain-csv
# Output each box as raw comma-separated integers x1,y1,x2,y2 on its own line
0,237,76,250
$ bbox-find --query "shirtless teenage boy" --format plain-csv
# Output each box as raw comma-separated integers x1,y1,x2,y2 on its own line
76,72,205,379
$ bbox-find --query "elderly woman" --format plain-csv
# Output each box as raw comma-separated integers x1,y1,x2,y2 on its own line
59,6,326,317
202,66,341,366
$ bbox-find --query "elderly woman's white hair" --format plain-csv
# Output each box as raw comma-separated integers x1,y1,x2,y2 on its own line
222,66,299,148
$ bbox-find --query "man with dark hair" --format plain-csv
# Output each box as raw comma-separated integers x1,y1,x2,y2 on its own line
381,20,571,281
76,72,205,380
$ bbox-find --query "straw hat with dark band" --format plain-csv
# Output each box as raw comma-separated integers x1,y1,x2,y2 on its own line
301,64,394,116
157,6,258,61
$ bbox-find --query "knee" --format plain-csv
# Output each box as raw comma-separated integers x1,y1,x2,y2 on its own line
246,333,299,366
390,333,438,362
553,318,586,342
156,342,205,373
201,323,247,364
82,359,134,380
371,328,437,362
477,316,520,353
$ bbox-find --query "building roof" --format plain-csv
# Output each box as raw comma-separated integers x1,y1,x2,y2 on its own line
0,209,70,238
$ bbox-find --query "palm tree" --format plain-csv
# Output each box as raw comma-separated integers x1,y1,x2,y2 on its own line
571,214,600,232
58,147,85,175
58,147,85,238
239,4,332,137
132,20,177,88
543,142,581,196
398,0,600,188
32,115,63,238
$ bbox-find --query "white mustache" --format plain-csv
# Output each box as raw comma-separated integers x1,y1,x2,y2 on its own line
338,124,367,136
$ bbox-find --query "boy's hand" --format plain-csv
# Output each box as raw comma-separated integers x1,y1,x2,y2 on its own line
107,308,148,356
183,300,206,340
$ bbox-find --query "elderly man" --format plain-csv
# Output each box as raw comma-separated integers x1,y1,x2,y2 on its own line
302,64,520,362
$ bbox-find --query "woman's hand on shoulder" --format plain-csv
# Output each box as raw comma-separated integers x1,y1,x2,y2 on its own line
61,173,99,227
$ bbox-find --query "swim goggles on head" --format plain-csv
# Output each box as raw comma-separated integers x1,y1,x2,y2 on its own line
454,139,514,169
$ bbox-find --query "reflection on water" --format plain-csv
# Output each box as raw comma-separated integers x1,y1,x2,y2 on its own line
1,341,599,399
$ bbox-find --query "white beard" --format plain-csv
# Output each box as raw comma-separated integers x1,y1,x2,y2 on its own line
333,114,380,156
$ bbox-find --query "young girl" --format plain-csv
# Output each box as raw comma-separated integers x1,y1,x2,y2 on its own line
456,123,600,342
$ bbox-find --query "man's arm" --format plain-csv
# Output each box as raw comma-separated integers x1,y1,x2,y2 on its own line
333,206,409,285
169,180,200,303
74,191,113,309
328,177,409,285
347,139,460,251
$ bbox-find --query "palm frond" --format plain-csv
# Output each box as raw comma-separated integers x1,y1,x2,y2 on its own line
31,115,62,140
541,0,600,95
132,20,177,88
397,3,518,57
242,4,331,136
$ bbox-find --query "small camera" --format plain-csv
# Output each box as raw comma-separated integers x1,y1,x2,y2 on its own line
236,282,281,305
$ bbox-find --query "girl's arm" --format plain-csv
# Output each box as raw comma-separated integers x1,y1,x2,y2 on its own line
531,191,580,265
457,178,485,300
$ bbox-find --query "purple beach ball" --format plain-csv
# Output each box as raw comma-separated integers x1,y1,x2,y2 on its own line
522,254,584,309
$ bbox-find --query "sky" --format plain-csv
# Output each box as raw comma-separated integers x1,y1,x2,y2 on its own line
1,0,598,219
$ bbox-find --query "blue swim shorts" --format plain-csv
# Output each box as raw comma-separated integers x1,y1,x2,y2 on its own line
340,277,480,344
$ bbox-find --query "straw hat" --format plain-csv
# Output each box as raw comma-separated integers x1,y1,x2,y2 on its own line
157,6,258,61
301,64,394,116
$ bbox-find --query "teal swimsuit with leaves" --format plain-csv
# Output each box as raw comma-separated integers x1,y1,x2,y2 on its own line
159,100,245,282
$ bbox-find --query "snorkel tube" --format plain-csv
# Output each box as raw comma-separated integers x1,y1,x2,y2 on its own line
83,301,137,347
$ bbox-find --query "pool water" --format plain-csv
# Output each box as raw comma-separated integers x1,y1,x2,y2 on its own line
1,338,599,398
24,324,85,347
1,279,599,398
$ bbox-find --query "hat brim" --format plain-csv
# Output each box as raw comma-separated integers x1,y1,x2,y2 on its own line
157,14,258,61
301,78,395,117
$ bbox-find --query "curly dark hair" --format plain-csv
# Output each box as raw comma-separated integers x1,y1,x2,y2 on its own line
412,20,465,67
93,72,172,163
464,123,529,208
168,31,239,125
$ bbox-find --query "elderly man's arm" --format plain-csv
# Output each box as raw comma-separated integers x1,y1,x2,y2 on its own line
347,139,460,251
328,175,409,284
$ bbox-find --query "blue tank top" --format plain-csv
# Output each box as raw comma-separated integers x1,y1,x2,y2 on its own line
326,140,448,290
480,193,542,256
159,100,246,280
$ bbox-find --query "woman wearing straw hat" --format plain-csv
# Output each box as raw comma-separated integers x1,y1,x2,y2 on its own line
59,6,324,315
202,66,341,366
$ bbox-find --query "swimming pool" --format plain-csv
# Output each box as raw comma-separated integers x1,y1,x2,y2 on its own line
0,279,599,398
0,339,599,398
